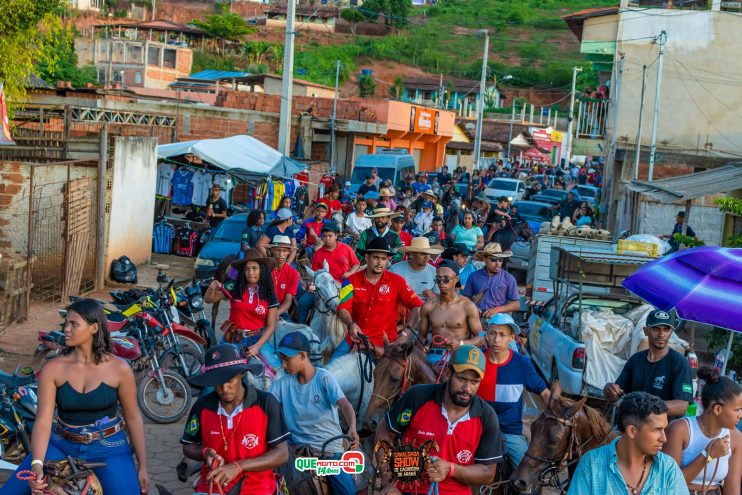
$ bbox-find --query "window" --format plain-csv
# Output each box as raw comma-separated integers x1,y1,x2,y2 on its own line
162,49,176,69
127,44,143,64
147,46,161,66
134,72,142,84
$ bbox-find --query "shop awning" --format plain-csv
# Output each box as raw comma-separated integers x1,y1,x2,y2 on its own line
157,135,306,184
626,163,742,202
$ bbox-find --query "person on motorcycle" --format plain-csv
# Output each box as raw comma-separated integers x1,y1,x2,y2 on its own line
204,249,282,370
268,235,299,320
413,201,435,235
182,344,289,495
345,196,372,237
270,332,360,495
3,298,149,495
319,185,342,214
256,208,297,264
355,207,403,263
296,203,329,257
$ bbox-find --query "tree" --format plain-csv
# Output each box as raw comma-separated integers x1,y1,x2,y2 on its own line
389,75,403,99
340,9,365,38
361,0,410,27
242,41,278,68
191,8,253,54
0,0,61,117
358,74,376,97
37,18,97,88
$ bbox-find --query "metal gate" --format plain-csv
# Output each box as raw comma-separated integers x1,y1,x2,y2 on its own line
28,163,98,302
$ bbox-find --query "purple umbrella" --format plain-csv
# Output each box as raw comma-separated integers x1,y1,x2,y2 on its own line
622,246,742,373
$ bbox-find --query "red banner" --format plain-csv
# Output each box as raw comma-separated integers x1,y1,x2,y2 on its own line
0,83,15,146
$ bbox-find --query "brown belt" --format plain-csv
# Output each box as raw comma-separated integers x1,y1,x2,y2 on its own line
55,421,123,444
221,320,263,343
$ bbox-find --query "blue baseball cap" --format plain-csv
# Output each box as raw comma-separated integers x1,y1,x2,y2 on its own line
422,201,433,209
487,313,521,335
276,331,311,357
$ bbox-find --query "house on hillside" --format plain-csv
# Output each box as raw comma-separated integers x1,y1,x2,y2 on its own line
85,20,211,49
266,3,338,32
563,0,742,232
68,0,101,11
169,72,337,99
401,76,502,119
445,119,538,170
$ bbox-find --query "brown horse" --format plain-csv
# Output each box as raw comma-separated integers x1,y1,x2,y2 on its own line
509,382,616,494
362,338,437,432
210,254,238,327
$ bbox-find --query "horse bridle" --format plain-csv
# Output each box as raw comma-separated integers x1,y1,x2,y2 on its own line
522,410,594,494
370,355,414,410
312,274,340,316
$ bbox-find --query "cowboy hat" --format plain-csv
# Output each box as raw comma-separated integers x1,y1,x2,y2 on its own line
441,242,472,259
232,248,277,271
268,235,292,248
421,189,438,199
399,237,444,255
365,206,397,218
362,236,393,255
474,242,513,261
188,344,264,388
378,187,393,198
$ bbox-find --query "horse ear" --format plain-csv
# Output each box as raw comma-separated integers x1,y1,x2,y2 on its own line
548,380,562,409
564,397,587,419
323,259,330,273
401,337,414,357
383,332,390,351
303,265,315,279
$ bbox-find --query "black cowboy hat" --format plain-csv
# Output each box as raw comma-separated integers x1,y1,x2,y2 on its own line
188,344,264,388
362,236,393,255
441,242,472,260
231,248,277,272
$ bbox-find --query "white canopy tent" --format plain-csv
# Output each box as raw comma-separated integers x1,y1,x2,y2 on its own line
157,135,306,184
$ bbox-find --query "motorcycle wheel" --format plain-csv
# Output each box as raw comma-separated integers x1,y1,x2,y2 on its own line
177,336,205,360
159,347,203,378
137,370,192,424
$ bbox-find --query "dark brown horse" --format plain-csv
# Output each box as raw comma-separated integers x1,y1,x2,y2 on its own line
509,382,616,494
362,338,437,432
488,220,533,251
210,254,238,327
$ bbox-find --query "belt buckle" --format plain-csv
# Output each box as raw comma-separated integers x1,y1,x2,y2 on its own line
80,428,94,444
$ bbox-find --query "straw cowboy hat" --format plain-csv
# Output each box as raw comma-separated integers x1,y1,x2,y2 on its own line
421,189,438,200
474,242,513,261
268,235,292,248
399,237,444,255
378,187,394,198
365,206,397,218
232,248,277,271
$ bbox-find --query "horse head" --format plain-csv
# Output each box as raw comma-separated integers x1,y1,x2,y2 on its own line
363,338,435,432
511,381,608,493
313,261,340,312
331,211,345,234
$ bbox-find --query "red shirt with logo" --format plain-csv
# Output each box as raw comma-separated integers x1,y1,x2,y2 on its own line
271,263,299,305
337,270,422,348
301,219,325,246
386,384,503,495
319,197,342,213
181,386,290,495
312,242,359,282
229,288,278,331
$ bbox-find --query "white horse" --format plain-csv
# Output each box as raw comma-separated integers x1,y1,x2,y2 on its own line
302,261,347,362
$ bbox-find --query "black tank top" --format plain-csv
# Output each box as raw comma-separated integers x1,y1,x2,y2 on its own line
56,382,119,426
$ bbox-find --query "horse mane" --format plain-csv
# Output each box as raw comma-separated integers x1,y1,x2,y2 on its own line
555,396,612,441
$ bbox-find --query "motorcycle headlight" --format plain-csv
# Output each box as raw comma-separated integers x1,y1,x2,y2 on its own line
190,295,204,310
194,258,215,268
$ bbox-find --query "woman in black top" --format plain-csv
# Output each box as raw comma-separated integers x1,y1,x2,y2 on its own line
1,299,149,494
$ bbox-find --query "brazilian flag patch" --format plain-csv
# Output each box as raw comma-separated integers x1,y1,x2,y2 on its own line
682,384,692,394
187,416,199,434
339,280,354,304
397,409,412,426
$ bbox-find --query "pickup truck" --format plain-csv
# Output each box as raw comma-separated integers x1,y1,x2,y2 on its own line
525,246,654,397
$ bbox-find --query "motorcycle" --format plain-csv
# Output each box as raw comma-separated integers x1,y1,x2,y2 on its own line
0,367,37,465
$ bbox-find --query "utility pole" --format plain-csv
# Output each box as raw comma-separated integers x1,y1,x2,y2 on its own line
563,66,582,166
633,64,648,180
507,104,515,159
277,0,297,156
602,56,623,232
329,59,340,174
473,30,489,170
647,30,667,181
438,73,444,108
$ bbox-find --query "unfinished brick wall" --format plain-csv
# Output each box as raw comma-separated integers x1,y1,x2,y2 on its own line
0,163,29,254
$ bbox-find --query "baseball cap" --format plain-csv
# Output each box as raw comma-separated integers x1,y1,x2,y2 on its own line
422,201,433,209
437,260,461,276
315,202,328,211
276,208,293,221
487,313,521,335
392,213,406,223
646,309,677,329
321,222,339,233
276,331,311,358
451,345,486,378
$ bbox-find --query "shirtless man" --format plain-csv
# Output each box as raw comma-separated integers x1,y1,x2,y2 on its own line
418,260,484,367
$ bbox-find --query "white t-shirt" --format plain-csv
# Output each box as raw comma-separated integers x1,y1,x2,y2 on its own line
190,171,213,206
345,213,372,236
156,163,175,197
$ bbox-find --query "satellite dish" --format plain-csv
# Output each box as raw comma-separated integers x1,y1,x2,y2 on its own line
465,123,475,131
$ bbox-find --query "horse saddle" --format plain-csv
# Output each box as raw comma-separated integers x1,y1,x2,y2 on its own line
275,445,331,495
43,457,105,495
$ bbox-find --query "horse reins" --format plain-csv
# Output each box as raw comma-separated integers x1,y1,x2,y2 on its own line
430,335,452,384
354,334,375,414
370,355,414,410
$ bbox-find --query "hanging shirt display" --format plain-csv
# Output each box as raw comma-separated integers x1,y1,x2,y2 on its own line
156,163,175,197
171,168,195,205
191,170,213,206
213,174,233,205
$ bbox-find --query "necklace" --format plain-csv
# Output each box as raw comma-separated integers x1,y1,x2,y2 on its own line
218,391,245,450
697,417,722,439
624,456,649,495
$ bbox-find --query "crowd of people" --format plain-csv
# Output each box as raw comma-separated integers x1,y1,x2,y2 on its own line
5,161,740,495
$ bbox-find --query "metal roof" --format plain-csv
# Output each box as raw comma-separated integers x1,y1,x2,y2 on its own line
559,247,653,265
187,70,250,81
626,163,742,202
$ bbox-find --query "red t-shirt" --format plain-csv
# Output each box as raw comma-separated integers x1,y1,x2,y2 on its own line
337,270,422,348
271,263,299,305
302,219,325,246
228,288,278,331
398,230,413,247
181,387,290,495
312,243,359,282
319,197,342,212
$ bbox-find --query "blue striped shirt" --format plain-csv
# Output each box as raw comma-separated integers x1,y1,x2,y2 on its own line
567,437,689,495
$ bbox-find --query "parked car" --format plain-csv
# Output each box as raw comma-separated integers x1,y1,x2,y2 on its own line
577,185,601,208
531,188,581,205
481,178,526,202
194,213,247,279
512,200,558,234
349,153,416,195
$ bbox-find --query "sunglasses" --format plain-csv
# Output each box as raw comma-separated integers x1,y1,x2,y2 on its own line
434,276,456,283
485,258,504,263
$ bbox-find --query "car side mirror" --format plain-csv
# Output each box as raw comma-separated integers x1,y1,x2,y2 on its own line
200,230,212,243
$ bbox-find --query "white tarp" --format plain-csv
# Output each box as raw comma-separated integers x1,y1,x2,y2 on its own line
157,135,306,185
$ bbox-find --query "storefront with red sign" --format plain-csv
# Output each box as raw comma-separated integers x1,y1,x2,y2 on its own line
530,127,562,165
353,100,455,172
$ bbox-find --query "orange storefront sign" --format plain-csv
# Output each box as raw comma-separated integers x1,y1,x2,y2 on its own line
409,106,439,134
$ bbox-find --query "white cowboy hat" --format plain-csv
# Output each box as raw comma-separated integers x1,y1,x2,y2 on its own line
269,235,292,248
365,207,397,218
399,237,444,255
473,242,513,261
378,187,393,198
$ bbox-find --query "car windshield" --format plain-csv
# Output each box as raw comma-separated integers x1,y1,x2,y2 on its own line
578,187,597,198
514,202,551,219
541,189,566,199
565,298,641,317
351,166,395,184
212,220,245,242
487,179,517,191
